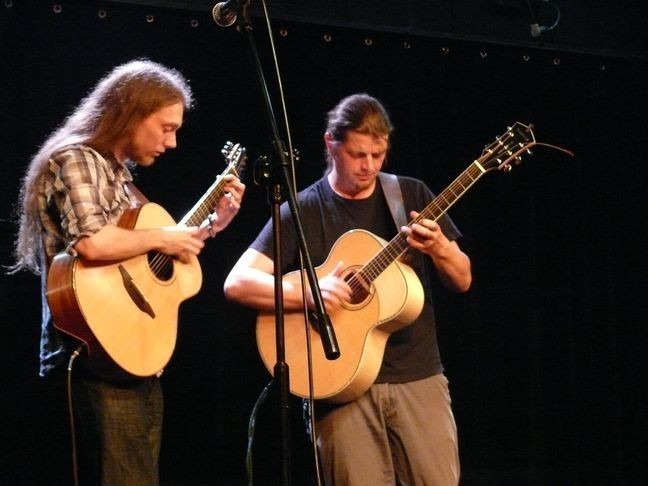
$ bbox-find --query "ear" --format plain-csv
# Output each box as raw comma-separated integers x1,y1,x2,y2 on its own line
324,131,334,150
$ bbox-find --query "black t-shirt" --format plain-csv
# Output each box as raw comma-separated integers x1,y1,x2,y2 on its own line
250,174,462,383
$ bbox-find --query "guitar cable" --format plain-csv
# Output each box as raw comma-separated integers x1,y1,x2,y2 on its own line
244,269,323,485
245,380,272,486
66,344,86,486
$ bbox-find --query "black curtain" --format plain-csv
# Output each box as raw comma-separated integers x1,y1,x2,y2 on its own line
1,2,646,485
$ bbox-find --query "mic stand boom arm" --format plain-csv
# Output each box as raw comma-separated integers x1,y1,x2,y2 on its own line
229,4,340,485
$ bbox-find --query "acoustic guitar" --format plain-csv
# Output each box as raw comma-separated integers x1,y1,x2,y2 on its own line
46,142,247,380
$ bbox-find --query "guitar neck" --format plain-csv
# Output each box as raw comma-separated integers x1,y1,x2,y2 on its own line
178,164,239,227
360,161,487,283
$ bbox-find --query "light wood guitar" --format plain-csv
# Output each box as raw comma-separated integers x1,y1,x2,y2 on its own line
256,123,539,403
46,142,247,380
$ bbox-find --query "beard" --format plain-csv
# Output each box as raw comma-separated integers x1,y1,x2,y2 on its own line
121,141,156,166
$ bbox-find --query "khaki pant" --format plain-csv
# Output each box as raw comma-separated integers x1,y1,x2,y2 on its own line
315,374,459,485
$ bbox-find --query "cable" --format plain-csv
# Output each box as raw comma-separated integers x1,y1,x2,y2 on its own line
66,344,86,486
303,397,323,486
246,381,273,486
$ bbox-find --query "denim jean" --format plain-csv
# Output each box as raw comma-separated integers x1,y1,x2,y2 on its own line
72,375,163,486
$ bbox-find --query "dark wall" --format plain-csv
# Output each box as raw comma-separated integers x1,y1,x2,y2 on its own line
1,1,646,485
110,0,648,58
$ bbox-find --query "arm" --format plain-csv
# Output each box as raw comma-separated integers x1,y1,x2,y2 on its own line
223,248,351,312
402,211,472,292
427,239,472,292
74,224,205,263
75,174,246,262
223,248,303,311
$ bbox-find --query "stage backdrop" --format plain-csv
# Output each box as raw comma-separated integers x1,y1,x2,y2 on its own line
1,1,646,485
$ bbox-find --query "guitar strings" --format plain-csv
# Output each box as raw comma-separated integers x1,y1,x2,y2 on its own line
146,184,229,279
346,126,531,293
353,165,484,288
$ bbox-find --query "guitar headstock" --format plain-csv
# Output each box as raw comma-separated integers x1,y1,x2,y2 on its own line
221,141,248,177
478,122,536,173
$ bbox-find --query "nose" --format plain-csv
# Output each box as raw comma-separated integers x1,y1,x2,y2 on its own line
361,155,376,172
165,132,177,149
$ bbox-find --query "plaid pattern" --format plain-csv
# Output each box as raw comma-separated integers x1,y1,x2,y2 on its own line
38,145,135,264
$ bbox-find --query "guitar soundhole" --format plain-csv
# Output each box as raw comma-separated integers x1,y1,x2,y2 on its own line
349,286,369,305
148,252,174,281
343,269,371,306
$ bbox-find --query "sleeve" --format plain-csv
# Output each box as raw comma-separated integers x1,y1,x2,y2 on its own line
249,201,301,275
249,216,275,258
250,192,319,276
49,149,112,252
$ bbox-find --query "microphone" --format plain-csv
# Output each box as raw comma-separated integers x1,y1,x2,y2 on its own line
212,0,249,27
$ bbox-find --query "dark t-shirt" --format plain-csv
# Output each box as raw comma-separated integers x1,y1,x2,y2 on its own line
250,174,462,383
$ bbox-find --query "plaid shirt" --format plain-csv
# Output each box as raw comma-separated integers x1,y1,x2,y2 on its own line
37,144,136,375
39,145,135,264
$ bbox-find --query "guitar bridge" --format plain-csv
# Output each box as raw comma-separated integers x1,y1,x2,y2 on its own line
118,264,156,319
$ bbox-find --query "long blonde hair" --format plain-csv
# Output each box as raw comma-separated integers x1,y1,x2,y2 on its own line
11,59,193,274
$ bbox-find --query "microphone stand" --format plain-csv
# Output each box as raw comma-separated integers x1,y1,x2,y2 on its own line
229,4,340,485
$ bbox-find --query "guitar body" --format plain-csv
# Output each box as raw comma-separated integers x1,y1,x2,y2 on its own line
256,229,424,403
46,202,202,380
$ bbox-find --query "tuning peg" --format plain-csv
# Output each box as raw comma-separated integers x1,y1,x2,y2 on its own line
222,140,234,152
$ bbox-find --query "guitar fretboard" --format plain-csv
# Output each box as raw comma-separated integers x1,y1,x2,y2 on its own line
350,162,485,290
180,164,240,227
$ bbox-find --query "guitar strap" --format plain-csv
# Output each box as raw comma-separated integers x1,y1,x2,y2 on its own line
378,172,407,230
124,182,149,208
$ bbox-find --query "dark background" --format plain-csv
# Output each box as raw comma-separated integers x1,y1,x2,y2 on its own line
1,1,646,484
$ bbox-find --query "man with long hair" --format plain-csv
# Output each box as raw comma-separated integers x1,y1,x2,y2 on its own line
224,93,470,484
12,59,245,484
